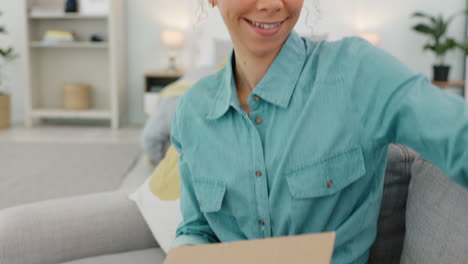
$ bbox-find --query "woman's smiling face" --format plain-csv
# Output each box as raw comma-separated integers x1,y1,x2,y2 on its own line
213,0,303,57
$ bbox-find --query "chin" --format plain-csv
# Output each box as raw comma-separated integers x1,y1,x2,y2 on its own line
250,33,291,57
247,39,285,57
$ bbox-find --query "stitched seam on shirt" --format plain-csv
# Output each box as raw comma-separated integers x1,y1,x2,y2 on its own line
176,95,188,139
283,55,307,106
207,75,227,119
245,115,262,237
285,146,361,176
385,75,422,143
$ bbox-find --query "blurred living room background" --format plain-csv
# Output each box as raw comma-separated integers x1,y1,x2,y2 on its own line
0,0,467,130
1,0,467,205
1,1,468,264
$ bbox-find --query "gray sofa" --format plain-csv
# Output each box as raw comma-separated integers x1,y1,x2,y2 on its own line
1,95,467,264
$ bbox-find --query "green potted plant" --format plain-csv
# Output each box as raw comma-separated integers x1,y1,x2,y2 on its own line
410,10,468,81
456,39,468,53
0,11,16,129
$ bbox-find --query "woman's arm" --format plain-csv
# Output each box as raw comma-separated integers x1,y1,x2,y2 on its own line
390,76,468,187
351,38,468,187
169,98,220,249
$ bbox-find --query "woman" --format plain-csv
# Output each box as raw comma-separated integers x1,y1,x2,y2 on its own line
169,0,468,263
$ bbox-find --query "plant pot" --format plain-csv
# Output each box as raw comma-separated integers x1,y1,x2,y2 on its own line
0,93,11,129
433,65,450,82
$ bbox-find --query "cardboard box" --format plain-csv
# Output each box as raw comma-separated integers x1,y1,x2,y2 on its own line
164,232,335,264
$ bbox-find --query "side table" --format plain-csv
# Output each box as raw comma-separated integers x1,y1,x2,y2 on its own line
431,81,465,98
144,72,183,116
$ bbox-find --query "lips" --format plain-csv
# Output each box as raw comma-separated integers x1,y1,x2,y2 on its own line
244,18,286,37
245,18,284,29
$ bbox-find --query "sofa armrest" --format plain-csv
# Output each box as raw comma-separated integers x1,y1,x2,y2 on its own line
119,154,155,194
0,191,158,264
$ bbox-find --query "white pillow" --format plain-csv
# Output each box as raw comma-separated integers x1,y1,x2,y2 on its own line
129,177,182,253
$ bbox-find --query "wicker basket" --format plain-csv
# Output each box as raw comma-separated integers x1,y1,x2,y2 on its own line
0,94,10,129
64,83,91,110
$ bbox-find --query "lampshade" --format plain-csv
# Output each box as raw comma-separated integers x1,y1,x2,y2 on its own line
161,29,185,48
358,32,381,46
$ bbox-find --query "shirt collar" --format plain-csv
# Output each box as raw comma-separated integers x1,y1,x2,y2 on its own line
207,31,307,120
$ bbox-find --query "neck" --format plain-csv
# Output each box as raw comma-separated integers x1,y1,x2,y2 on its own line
233,44,281,93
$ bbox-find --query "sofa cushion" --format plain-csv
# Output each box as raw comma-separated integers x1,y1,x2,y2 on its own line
369,144,417,264
130,145,182,254
140,97,179,165
118,155,156,195
400,156,468,264
61,248,165,264
0,142,140,209
0,191,157,264
149,145,180,201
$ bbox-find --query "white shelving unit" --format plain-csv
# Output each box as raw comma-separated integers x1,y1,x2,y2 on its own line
22,0,126,129
29,14,108,20
30,41,109,48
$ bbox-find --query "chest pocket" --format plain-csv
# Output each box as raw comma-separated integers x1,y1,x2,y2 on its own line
193,178,227,213
286,146,366,198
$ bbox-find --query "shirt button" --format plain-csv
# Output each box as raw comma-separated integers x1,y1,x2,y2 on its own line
326,180,334,188
259,219,265,226
256,170,262,177
254,95,260,102
255,116,263,124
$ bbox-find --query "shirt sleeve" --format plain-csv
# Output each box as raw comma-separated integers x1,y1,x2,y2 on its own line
350,38,468,187
169,97,220,249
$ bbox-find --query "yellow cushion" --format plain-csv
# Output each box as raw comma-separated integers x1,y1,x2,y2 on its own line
216,59,228,70
130,60,229,252
159,59,228,99
159,80,196,98
147,59,230,200
149,145,181,201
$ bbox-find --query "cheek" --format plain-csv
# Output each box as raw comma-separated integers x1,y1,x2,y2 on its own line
289,0,304,9
220,13,242,37
217,5,242,29
287,10,302,29
287,0,304,19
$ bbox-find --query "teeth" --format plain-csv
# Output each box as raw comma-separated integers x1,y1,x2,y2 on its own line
249,20,281,29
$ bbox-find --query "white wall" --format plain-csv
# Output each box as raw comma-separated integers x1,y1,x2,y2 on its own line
356,0,467,82
126,0,197,124
0,0,27,123
1,0,467,125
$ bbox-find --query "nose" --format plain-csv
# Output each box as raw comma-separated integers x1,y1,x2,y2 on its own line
256,0,284,13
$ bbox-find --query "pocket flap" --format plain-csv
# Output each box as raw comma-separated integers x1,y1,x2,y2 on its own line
286,146,366,198
193,178,227,213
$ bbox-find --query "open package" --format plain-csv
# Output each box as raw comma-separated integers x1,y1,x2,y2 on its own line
164,232,335,264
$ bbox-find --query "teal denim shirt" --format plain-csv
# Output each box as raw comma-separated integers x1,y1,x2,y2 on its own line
170,31,468,264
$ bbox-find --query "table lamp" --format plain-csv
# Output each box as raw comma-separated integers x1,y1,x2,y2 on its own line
161,29,185,72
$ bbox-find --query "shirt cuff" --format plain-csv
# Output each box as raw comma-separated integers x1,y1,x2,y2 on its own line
170,235,212,249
